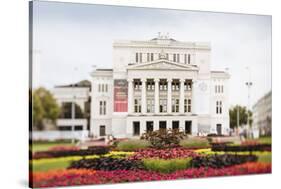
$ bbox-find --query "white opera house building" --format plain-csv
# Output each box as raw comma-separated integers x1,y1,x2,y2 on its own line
89,34,230,138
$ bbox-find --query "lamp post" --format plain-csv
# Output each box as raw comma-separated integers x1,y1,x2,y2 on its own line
71,67,78,144
245,67,253,135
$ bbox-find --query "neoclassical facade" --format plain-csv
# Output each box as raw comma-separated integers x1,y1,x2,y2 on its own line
90,35,230,138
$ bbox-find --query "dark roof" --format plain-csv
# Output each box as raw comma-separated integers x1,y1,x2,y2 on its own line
55,80,91,88
96,68,113,71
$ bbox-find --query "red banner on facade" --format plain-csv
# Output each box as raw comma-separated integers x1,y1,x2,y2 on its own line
114,79,128,112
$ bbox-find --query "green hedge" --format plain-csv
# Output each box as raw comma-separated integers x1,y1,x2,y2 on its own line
143,158,192,173
116,140,150,151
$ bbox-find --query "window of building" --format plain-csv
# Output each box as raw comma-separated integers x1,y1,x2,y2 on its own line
159,80,167,91
147,80,155,91
99,101,106,115
133,122,140,136
172,121,179,130
136,53,138,63
159,121,167,130
177,54,180,62
173,54,176,62
74,125,83,131
216,101,222,114
146,121,154,133
139,53,142,63
60,102,72,118
147,53,150,62
184,54,187,64
185,121,192,134
172,81,180,91
134,80,142,90
188,99,192,113
147,99,155,113
172,99,179,113
215,85,224,94
98,84,101,92
151,53,154,61
58,126,72,131
100,125,106,136
159,99,167,113
134,98,141,113
188,54,191,64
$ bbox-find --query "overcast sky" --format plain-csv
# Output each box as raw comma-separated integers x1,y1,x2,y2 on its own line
32,1,271,108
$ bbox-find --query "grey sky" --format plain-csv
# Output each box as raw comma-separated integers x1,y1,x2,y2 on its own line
32,1,271,108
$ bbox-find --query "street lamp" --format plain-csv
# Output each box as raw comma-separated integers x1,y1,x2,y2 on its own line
245,67,253,133
71,67,78,144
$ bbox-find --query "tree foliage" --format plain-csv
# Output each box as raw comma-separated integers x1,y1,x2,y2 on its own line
32,87,60,130
229,105,252,129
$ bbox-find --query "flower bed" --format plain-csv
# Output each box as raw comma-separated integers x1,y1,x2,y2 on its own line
68,157,144,171
33,146,110,159
31,162,271,188
211,143,271,152
191,154,258,168
129,147,199,160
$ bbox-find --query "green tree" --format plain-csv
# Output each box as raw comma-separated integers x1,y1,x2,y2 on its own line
229,105,253,129
32,87,60,130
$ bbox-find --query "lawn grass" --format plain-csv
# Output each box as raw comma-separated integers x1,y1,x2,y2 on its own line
257,137,272,145
32,160,71,172
31,142,75,152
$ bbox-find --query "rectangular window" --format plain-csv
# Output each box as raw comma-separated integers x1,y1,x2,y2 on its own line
147,80,155,91
172,81,179,91
98,84,101,92
173,54,176,62
177,54,180,62
188,54,191,64
159,80,167,91
136,53,138,63
185,121,192,134
221,85,224,93
105,84,108,92
159,121,167,130
139,53,142,63
147,99,155,113
100,125,106,136
74,125,83,131
147,53,150,62
151,53,154,61
134,98,141,113
184,54,187,64
172,121,179,130
99,101,106,115
172,99,179,113
159,99,167,113
146,121,154,133
134,80,141,90
216,101,222,114
133,122,140,136
188,99,192,113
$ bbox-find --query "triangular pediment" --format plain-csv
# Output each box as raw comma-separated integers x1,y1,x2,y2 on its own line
127,59,198,71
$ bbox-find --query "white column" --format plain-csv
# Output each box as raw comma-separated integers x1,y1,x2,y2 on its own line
167,78,172,114
179,79,185,114
154,78,160,114
192,79,197,114
141,78,147,114
127,78,134,114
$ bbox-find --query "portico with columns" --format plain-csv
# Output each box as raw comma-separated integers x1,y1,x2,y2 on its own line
125,59,199,136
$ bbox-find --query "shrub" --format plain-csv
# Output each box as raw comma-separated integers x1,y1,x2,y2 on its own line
116,140,150,151
191,154,258,168
68,157,144,171
33,146,110,159
143,158,191,173
141,129,186,149
180,138,209,149
211,143,271,152
128,147,199,160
